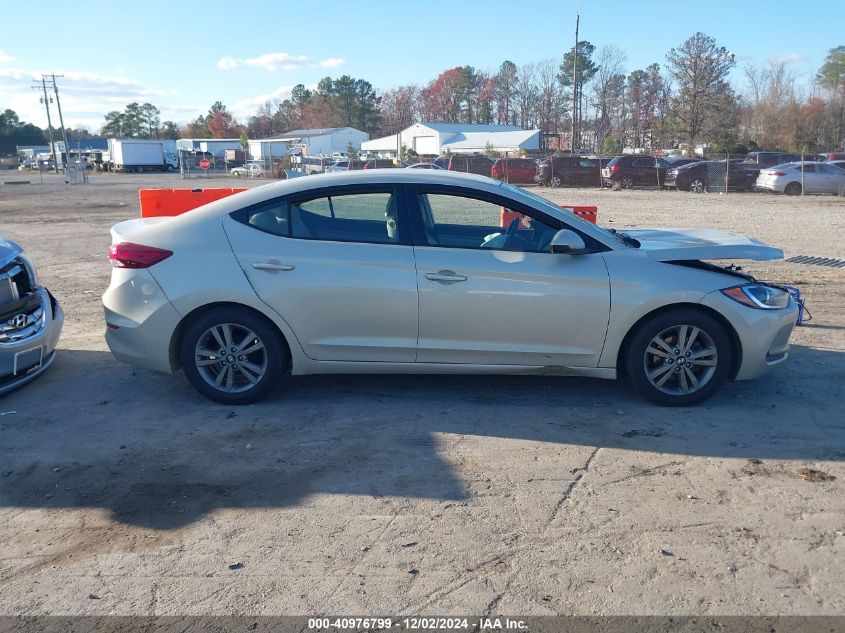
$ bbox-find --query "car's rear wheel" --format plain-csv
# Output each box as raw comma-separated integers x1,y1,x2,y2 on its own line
180,307,286,404
624,308,732,406
620,175,634,189
689,177,707,193
785,182,802,196
550,173,562,188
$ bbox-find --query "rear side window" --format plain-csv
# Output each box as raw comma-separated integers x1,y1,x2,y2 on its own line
243,200,289,237
290,191,401,244
632,158,655,168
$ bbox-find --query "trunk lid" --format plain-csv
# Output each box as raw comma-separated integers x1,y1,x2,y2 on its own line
623,228,783,261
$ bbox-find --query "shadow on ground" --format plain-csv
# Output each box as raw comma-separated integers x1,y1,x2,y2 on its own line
0,344,842,530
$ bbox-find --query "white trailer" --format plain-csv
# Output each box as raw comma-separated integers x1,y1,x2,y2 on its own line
106,139,179,173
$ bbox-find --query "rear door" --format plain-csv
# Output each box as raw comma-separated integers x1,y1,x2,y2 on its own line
223,185,419,362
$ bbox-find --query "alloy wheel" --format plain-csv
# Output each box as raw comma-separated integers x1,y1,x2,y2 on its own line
621,176,634,189
690,178,706,193
643,324,718,396
194,323,268,394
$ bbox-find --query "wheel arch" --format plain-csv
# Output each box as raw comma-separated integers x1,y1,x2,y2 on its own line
615,302,743,381
169,301,293,373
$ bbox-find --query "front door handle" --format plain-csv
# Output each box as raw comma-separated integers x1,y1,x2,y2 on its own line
252,262,295,271
425,270,467,283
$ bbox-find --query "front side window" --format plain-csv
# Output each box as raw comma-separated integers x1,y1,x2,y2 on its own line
415,192,558,253
290,191,401,244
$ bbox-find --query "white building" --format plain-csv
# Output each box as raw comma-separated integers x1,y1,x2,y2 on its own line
176,138,242,158
362,122,541,157
264,127,369,157
248,140,289,160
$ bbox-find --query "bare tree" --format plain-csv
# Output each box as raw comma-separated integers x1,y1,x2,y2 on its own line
666,32,736,147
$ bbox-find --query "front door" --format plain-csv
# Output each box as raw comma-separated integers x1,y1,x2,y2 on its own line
408,186,611,367
223,185,418,362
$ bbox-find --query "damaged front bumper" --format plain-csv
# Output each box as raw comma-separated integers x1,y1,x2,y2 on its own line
0,287,64,396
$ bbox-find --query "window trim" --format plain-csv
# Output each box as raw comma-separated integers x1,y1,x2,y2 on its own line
229,183,413,246
405,184,606,254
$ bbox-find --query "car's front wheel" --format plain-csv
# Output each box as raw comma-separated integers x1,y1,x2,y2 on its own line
624,308,733,406
180,307,286,404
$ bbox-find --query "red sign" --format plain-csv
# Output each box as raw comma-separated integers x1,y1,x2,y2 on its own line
199,158,211,170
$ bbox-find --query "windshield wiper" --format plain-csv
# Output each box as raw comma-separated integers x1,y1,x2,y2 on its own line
607,228,640,248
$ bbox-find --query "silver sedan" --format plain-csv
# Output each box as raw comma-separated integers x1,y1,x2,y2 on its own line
755,161,845,195
103,171,797,407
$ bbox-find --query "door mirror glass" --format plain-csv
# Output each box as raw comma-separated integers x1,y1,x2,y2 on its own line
550,229,588,255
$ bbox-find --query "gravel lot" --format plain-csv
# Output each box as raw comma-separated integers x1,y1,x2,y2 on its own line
0,172,843,615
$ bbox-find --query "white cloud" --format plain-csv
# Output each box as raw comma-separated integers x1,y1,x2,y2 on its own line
771,53,806,65
230,84,318,119
0,67,191,129
217,52,346,72
0,50,14,63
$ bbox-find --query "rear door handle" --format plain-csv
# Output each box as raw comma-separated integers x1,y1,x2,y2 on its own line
252,262,294,271
425,270,467,283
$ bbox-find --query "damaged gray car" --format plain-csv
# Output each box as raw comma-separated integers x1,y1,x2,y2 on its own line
0,238,64,395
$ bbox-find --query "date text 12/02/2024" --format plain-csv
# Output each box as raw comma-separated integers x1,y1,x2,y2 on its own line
307,618,528,630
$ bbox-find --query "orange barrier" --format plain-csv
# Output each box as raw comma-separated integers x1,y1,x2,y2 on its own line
560,205,598,224
501,205,598,227
139,188,247,218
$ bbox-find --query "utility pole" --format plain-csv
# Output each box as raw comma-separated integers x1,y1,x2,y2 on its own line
48,74,70,174
34,78,58,174
570,11,579,154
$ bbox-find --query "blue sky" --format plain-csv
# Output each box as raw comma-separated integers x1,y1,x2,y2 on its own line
2,0,842,130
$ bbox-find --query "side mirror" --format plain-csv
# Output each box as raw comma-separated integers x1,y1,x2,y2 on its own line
550,229,589,255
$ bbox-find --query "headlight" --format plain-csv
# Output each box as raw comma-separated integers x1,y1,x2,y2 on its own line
721,284,790,309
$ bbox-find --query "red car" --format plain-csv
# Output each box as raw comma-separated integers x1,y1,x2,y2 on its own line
822,152,845,161
490,157,538,183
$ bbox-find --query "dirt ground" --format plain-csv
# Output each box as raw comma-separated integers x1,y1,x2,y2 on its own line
0,172,843,616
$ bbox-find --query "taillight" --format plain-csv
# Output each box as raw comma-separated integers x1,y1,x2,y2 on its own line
668,169,678,175
610,164,618,174
769,171,785,176
108,242,173,268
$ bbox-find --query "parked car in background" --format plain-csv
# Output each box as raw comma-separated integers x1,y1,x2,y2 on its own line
665,156,703,168
364,159,398,169
665,160,758,193
432,154,495,176
755,161,845,195
741,151,801,168
230,163,265,177
827,160,845,171
1,237,64,395
602,155,673,189
406,162,444,169
300,157,334,175
103,170,798,407
490,157,538,183
325,160,366,173
820,152,845,161
536,156,608,187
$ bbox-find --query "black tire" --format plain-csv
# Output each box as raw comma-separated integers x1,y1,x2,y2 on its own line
136,166,143,174
784,182,801,196
550,173,563,188
620,175,634,189
623,308,733,406
180,307,287,405
166,164,174,172
689,177,707,193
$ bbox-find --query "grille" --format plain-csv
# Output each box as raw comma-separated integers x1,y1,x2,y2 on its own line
1,257,43,344
0,303,45,343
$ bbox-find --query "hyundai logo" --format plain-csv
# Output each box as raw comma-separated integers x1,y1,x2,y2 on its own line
11,314,27,329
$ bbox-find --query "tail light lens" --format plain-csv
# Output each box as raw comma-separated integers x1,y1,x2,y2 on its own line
769,171,785,176
108,242,173,268
610,164,618,174
668,169,678,175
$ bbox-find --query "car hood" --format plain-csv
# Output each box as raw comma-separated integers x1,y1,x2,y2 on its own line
0,237,23,267
623,228,783,261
